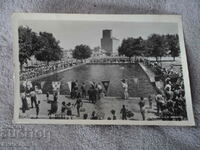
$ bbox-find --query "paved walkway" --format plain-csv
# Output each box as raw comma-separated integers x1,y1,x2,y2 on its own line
19,94,159,121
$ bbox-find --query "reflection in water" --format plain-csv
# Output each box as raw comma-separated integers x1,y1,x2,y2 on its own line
32,64,157,97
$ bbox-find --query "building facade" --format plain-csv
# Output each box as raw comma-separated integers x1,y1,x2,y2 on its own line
62,49,73,61
101,30,120,56
92,47,107,58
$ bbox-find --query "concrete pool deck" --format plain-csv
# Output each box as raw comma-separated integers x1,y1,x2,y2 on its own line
139,63,164,93
19,94,159,120
139,63,155,83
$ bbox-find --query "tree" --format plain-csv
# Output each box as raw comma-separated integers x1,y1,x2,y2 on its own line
118,37,145,60
146,34,166,61
34,32,63,65
72,44,92,61
167,34,180,60
18,26,38,70
93,46,101,52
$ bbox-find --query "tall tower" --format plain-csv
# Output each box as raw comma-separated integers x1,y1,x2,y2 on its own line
101,29,120,56
101,30,113,56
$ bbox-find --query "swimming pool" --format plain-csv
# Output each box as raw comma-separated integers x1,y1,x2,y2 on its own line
32,64,157,97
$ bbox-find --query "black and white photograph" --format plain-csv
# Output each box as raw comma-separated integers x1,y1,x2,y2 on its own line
12,14,194,125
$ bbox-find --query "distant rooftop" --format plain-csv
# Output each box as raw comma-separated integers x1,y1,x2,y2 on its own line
112,37,119,40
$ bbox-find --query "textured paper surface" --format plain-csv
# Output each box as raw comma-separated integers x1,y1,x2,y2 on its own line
0,0,200,149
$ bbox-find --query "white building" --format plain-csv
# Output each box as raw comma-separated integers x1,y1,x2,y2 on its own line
101,29,120,56
92,47,107,58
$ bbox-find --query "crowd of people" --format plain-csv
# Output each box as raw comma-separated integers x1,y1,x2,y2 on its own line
20,60,82,80
144,59,187,120
90,56,144,64
20,57,187,121
21,88,40,118
20,80,136,120
70,80,104,103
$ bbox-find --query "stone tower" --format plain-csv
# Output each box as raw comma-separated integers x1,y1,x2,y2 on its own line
101,29,119,56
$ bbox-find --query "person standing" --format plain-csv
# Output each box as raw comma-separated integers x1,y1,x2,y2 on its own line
93,87,98,103
97,82,103,100
53,92,58,101
87,85,93,103
21,93,28,113
61,101,66,113
74,93,83,117
48,94,58,117
121,79,129,100
74,80,79,99
46,92,49,101
94,85,99,101
81,82,86,98
148,95,153,109
155,94,164,115
30,88,37,108
138,97,146,120
71,80,75,99
35,101,40,118
120,105,127,120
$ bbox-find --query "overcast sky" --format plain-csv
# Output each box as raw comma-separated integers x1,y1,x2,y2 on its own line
19,20,178,50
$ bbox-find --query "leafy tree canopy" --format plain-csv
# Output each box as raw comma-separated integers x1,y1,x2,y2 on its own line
166,34,180,60
118,37,145,58
18,26,63,67
18,26,39,67
34,32,63,64
118,34,180,61
146,34,167,61
72,44,92,60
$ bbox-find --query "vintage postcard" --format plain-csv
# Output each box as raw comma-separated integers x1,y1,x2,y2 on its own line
12,13,195,125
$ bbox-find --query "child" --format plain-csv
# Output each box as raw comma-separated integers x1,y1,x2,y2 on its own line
36,101,40,118
61,101,66,113
66,102,72,119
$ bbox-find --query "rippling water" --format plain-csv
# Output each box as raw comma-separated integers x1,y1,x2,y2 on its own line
32,64,157,97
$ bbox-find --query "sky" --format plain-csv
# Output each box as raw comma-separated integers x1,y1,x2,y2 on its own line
19,20,178,51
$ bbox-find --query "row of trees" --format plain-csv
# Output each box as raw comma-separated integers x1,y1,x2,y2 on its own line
19,26,92,69
19,26,63,69
118,34,180,61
